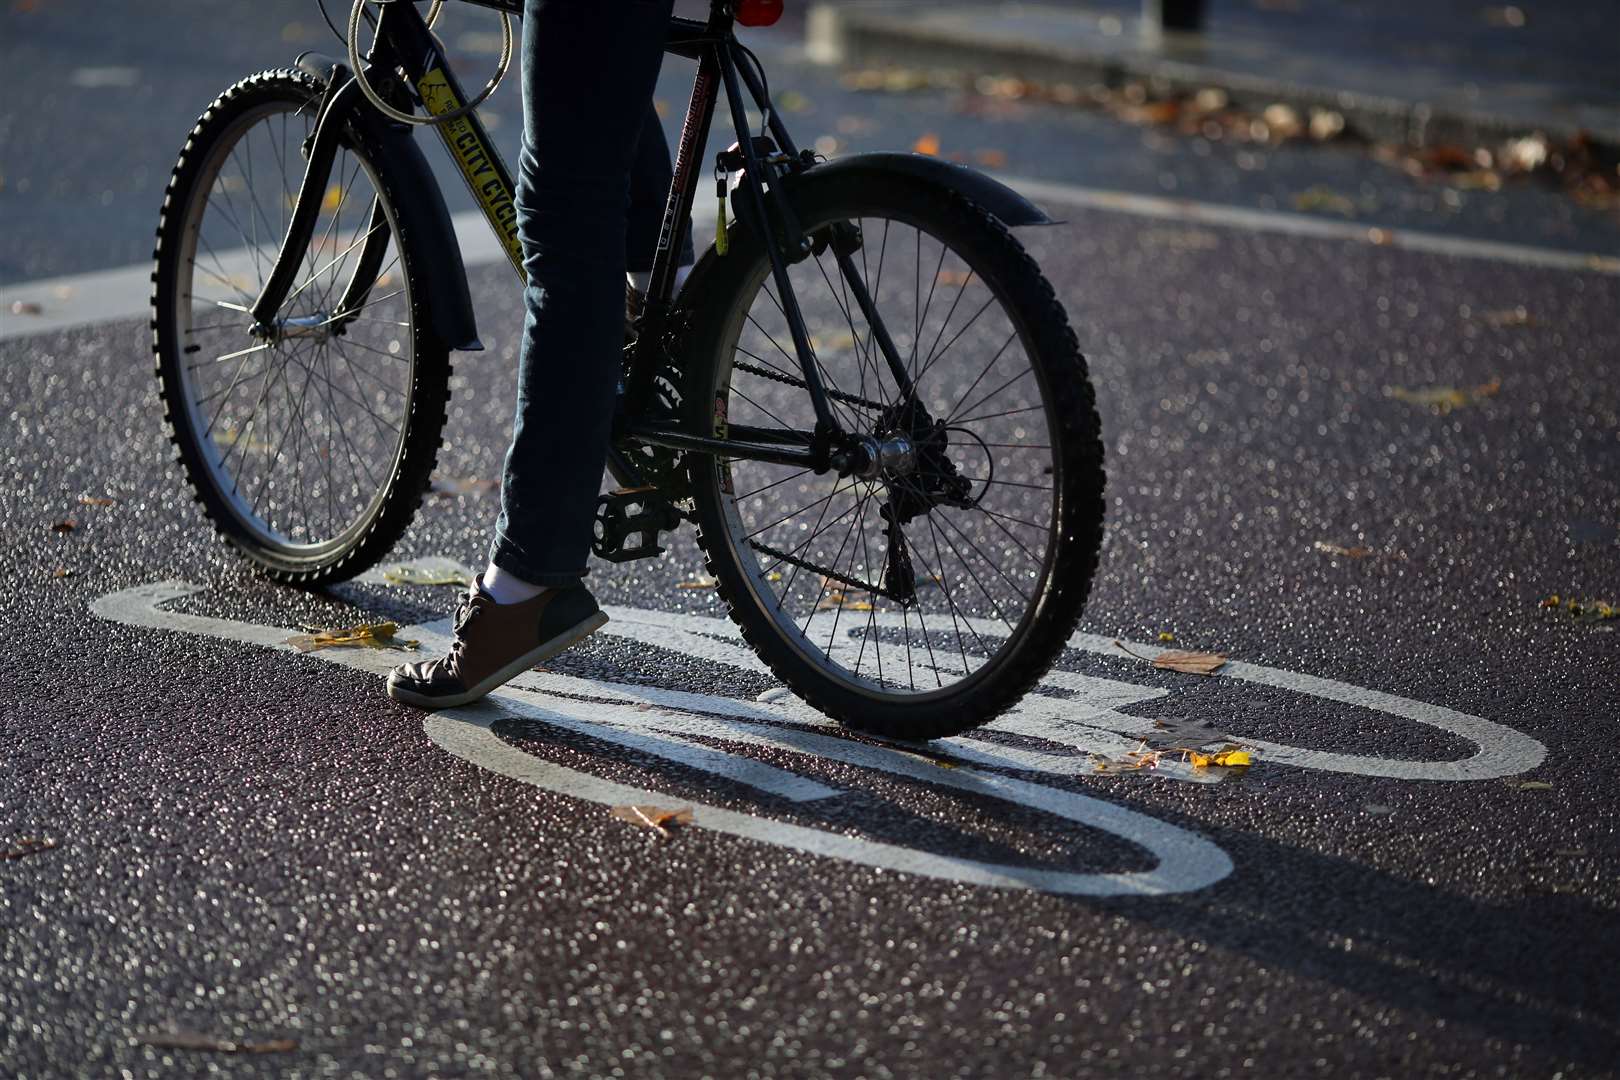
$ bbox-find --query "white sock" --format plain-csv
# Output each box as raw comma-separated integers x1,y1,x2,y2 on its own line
482,561,547,605
626,265,692,295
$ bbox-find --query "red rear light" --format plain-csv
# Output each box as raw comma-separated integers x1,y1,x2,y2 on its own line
736,0,783,27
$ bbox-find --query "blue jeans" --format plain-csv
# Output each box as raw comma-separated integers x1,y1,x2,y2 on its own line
488,0,692,586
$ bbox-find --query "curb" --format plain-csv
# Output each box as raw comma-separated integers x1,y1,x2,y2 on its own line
805,2,1620,155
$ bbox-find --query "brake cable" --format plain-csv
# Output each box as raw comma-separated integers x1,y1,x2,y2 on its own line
343,0,514,127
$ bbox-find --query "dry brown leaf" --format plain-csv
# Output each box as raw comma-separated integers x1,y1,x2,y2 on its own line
2,836,57,860
973,148,1008,168
51,567,73,579
78,495,117,506
1314,540,1374,558
1114,639,1228,675
133,1031,297,1054
935,269,974,286
611,804,694,836
50,520,76,534
285,622,418,653
912,133,940,156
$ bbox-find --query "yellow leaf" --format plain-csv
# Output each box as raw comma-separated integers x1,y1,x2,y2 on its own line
1386,378,1500,413
381,565,470,587
321,183,345,212
285,622,418,653
912,133,940,156
1293,186,1357,216
1505,780,1553,790
675,578,717,590
1157,631,1176,643
78,495,117,507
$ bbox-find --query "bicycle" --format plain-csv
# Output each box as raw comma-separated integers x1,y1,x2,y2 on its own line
151,0,1106,739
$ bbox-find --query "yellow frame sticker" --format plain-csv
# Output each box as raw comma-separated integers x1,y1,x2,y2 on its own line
416,68,524,277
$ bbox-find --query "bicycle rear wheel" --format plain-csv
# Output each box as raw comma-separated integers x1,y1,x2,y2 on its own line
682,170,1106,739
152,69,449,584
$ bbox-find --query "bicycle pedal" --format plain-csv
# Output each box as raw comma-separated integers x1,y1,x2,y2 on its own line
592,486,684,563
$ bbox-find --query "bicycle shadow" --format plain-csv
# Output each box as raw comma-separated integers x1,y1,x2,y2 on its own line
493,712,1617,1069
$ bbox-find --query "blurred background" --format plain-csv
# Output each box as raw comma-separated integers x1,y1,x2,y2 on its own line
1,0,1616,290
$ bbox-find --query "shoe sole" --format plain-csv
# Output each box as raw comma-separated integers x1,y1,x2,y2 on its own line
386,610,610,710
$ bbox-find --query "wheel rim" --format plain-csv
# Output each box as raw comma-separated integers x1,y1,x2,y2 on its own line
708,206,1063,702
168,91,416,557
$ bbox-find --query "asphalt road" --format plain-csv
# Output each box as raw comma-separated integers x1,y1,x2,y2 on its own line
4,3,1619,1079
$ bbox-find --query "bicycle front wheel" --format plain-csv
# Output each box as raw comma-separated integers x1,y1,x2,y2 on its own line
152,70,449,584
682,170,1106,739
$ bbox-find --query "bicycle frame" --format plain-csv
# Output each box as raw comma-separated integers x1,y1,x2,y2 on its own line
252,0,915,487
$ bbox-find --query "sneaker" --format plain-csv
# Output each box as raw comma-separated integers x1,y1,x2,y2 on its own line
386,579,608,709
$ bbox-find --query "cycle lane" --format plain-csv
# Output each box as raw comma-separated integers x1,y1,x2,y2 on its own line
3,203,1618,1077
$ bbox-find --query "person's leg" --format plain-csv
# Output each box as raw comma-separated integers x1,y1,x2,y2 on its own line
625,102,696,291
389,0,673,707
488,0,675,588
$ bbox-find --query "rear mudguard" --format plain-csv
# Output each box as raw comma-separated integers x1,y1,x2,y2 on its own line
799,152,1056,227
296,53,482,351
677,149,1055,326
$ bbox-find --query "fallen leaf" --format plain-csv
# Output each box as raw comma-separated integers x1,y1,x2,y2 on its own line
973,148,1008,168
1188,747,1254,768
1482,306,1533,327
1386,377,1501,413
132,1031,297,1054
1116,639,1227,675
51,567,73,579
1314,541,1374,558
935,269,974,286
1293,186,1357,216
1157,631,1176,643
78,495,118,506
429,476,497,498
10,300,43,315
51,520,76,533
676,577,717,590
284,622,418,653
2,836,57,860
1504,779,1553,790
611,804,694,836
381,564,471,587
912,133,940,156
1540,596,1618,621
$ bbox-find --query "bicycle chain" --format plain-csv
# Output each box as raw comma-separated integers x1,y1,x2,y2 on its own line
733,361,888,414
748,539,899,601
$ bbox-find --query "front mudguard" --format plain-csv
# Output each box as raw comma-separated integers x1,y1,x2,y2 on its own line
295,53,482,351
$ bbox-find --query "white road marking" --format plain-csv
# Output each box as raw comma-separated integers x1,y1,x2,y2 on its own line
89,571,1549,895
89,580,1232,895
1002,174,1620,275
6,172,1614,343
0,204,717,342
